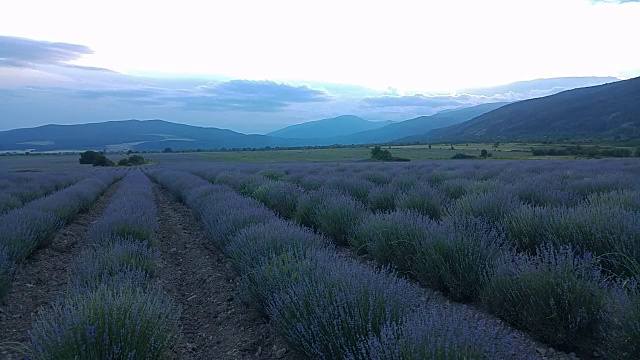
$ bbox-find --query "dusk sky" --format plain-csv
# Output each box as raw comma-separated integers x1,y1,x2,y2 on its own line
1,0,639,133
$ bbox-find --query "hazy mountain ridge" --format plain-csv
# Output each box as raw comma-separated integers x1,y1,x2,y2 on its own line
0,120,311,152
412,76,640,142
325,102,510,144
268,115,394,139
1,77,637,152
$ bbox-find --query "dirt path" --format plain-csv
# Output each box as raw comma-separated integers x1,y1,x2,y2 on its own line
152,183,299,360
0,181,121,360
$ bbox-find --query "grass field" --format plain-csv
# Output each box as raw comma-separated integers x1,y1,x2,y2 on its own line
2,142,636,171
189,143,574,162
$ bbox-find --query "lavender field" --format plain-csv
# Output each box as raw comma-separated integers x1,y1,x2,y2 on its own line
1,158,639,359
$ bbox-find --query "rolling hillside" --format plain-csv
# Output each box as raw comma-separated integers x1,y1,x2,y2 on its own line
268,115,394,138
412,76,640,142
0,120,311,152
329,102,509,144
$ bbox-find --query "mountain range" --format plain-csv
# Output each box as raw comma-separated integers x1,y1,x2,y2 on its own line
407,76,640,142
1,76,637,152
267,115,394,138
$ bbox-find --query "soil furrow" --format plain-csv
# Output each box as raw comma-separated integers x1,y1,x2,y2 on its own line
152,183,299,360
0,180,121,359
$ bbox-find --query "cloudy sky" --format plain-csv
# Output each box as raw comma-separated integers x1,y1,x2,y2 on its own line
1,0,639,133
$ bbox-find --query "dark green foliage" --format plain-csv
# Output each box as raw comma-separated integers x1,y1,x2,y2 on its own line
451,153,477,159
532,146,634,157
79,150,100,164
118,155,147,166
79,151,114,166
370,146,410,162
92,155,114,167
162,147,173,153
480,149,489,158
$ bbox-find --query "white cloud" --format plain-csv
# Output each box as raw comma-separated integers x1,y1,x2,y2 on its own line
1,0,638,92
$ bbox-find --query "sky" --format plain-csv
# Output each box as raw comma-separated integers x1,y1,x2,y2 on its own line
1,0,639,133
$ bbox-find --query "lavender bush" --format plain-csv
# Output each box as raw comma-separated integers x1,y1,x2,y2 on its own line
412,216,507,302
266,249,423,359
601,280,640,359
0,245,16,298
359,304,538,360
481,244,609,353
199,193,275,248
349,210,427,269
325,177,374,203
0,208,62,262
71,237,159,292
367,184,397,212
89,172,158,245
438,178,474,199
309,190,368,246
505,203,640,275
396,183,446,220
448,191,521,224
29,275,178,360
226,218,331,275
585,189,640,212
252,181,304,218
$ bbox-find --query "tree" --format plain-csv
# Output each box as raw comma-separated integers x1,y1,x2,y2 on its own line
79,150,100,164
128,155,146,165
92,154,115,167
481,149,488,158
163,147,173,153
370,145,409,162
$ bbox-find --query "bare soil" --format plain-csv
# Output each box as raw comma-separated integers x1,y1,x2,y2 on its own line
152,183,300,360
0,181,121,360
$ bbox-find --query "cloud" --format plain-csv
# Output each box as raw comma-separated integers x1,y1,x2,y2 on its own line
178,80,331,112
24,80,332,113
591,0,640,3
0,36,93,68
361,94,476,109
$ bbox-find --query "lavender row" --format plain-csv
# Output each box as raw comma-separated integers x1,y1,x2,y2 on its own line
0,171,123,298
191,165,640,358
195,163,640,277
0,170,87,215
28,170,178,359
149,169,539,359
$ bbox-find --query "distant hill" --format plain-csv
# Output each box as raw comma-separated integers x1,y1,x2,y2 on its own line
0,120,312,152
414,76,640,142
268,115,394,139
328,102,509,144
